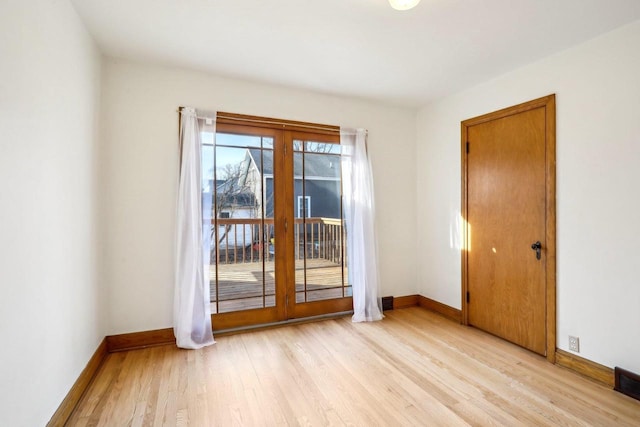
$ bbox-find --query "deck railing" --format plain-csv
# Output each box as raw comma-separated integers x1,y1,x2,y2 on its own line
211,217,345,265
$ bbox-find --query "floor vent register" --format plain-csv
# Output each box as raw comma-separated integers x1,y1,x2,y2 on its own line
614,367,640,401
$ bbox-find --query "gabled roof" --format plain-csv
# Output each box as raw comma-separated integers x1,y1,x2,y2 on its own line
247,149,340,179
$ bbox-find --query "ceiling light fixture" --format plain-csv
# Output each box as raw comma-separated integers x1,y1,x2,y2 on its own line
388,0,421,11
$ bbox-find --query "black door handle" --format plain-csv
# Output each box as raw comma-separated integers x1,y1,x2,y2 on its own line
531,241,542,260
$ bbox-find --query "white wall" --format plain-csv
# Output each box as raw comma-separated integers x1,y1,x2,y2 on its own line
0,1,104,425
101,60,417,335
417,20,640,372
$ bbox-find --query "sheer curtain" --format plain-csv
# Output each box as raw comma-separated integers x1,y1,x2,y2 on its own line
341,128,384,322
174,107,215,349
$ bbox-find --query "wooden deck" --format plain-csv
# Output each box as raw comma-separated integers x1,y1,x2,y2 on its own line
210,258,350,313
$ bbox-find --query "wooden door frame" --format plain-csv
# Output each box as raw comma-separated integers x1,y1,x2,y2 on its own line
284,130,353,320
461,95,557,363
209,115,351,331
208,122,286,331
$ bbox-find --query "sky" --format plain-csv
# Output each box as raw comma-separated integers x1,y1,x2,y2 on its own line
201,132,269,191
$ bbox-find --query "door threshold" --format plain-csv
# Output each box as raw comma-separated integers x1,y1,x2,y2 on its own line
214,311,353,337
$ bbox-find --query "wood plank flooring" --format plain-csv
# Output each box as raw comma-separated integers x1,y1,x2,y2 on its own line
68,307,640,426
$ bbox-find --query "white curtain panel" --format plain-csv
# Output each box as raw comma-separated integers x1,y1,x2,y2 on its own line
174,107,215,349
341,128,384,322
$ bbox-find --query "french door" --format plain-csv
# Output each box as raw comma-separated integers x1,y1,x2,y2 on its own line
202,115,351,330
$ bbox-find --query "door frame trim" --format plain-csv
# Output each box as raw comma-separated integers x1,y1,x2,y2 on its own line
461,94,556,363
209,119,349,331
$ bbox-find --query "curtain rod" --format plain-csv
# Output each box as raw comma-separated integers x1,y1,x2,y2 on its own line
178,107,340,134
216,113,340,133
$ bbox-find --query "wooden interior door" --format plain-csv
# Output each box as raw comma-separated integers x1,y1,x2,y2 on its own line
462,96,556,358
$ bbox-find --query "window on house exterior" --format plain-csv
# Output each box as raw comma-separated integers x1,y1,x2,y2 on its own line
297,196,311,218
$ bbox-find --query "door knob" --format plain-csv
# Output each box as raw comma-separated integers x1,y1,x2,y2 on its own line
531,241,542,260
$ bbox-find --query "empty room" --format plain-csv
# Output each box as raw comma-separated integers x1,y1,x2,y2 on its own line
2,0,640,425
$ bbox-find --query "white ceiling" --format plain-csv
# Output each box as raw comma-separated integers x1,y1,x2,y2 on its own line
71,0,640,107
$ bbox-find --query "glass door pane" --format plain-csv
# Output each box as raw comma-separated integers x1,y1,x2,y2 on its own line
291,139,351,310
204,130,276,315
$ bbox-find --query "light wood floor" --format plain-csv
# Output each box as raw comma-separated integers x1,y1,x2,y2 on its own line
68,307,640,426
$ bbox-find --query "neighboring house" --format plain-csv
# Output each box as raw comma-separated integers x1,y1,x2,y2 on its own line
204,147,342,257
203,178,258,252
245,148,342,219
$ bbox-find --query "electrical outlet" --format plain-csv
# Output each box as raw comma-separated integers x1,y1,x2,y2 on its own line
569,336,580,352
